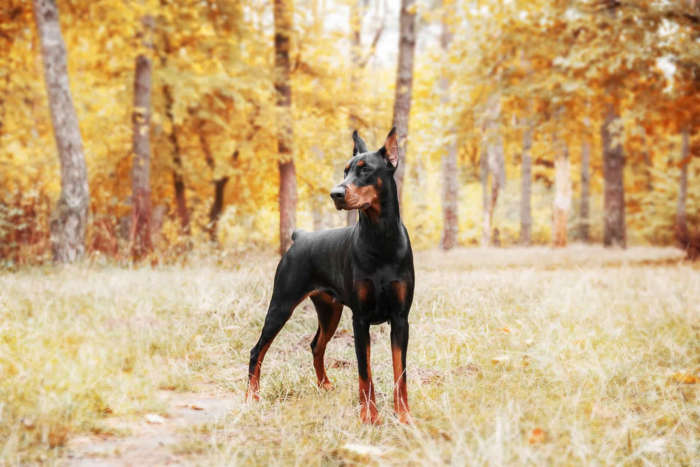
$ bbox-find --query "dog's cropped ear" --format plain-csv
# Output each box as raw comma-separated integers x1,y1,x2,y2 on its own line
352,130,368,156
380,127,399,169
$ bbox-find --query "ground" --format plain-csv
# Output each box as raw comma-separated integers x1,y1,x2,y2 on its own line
0,246,698,465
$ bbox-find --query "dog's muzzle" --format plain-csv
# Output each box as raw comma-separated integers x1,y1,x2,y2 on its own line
330,185,346,210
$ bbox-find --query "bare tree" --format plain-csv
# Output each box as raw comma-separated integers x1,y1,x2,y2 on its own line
130,14,154,260
33,0,90,263
274,0,297,254
392,0,417,202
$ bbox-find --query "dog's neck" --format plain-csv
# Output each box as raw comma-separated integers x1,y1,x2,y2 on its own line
357,174,402,247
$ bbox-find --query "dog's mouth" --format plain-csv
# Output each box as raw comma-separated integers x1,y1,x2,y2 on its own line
333,199,370,211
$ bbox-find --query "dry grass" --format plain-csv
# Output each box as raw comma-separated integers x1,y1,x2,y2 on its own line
0,246,698,465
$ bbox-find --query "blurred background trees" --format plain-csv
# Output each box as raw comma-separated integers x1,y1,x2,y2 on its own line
0,0,697,265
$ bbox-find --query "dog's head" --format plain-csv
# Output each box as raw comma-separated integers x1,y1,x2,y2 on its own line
330,128,399,216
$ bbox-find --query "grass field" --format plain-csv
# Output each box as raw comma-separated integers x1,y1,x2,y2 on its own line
1,246,698,465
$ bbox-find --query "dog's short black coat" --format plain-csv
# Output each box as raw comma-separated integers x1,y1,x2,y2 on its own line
247,128,414,424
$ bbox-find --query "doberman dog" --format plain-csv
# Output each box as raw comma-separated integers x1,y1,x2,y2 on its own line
246,128,414,424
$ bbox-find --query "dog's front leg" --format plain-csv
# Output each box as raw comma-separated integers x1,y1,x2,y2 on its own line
352,317,380,424
390,315,410,423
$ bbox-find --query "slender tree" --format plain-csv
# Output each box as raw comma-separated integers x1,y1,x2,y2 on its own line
481,94,504,246
676,125,690,238
274,0,297,255
33,0,90,263
579,117,591,241
553,133,571,247
601,98,626,247
392,0,417,202
519,121,533,245
159,23,190,235
439,0,458,250
130,14,154,260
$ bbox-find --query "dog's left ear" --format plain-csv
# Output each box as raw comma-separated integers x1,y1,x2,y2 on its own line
352,130,368,156
380,127,399,169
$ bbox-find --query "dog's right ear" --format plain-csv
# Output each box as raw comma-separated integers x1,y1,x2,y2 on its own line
352,130,368,156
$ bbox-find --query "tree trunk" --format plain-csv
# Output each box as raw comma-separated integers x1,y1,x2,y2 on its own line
274,0,297,255
158,4,189,235
480,143,490,247
33,0,90,263
481,94,502,246
130,15,154,260
579,124,591,242
553,138,571,247
162,80,189,235
199,128,233,243
439,1,457,250
676,125,689,238
347,1,362,227
601,101,626,248
519,122,533,245
391,0,417,203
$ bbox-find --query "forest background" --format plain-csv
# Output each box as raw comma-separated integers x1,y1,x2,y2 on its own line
0,0,698,265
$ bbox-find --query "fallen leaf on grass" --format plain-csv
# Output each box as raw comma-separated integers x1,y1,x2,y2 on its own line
670,373,697,384
190,404,205,411
492,355,510,364
330,359,352,369
529,428,547,444
452,363,481,377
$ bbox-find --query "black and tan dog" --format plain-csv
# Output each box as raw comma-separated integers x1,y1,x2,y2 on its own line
246,128,414,424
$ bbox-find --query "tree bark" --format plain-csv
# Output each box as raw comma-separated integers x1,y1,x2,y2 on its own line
130,15,154,260
163,85,190,235
439,1,458,250
481,94,503,246
553,138,571,247
33,0,90,263
347,0,362,227
579,122,591,242
480,143,490,246
391,0,417,203
519,123,533,245
676,125,690,238
274,0,297,255
199,126,233,243
601,100,626,248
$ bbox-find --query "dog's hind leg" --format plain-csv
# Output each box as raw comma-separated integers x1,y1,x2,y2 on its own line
309,293,343,390
246,254,312,401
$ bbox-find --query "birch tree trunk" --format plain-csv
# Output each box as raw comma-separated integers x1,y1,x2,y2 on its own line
392,0,416,203
130,14,154,260
553,138,571,247
519,122,533,245
601,100,626,248
274,0,297,255
579,120,591,241
33,0,90,263
439,0,458,250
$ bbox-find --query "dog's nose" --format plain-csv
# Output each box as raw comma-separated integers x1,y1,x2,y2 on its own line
330,186,346,201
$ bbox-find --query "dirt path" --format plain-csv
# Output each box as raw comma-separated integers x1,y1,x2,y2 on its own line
62,385,238,466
